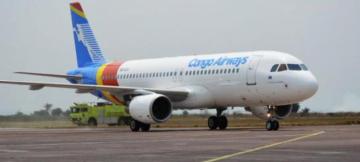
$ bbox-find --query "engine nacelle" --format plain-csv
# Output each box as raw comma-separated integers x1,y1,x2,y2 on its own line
245,104,295,120
129,94,172,124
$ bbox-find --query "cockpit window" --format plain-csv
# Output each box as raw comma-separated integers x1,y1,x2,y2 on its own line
270,64,279,72
300,64,308,71
287,64,302,71
278,64,287,72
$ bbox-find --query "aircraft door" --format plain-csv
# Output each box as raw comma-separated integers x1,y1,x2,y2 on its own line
246,55,262,85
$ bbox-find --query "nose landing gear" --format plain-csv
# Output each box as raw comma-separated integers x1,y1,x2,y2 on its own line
208,108,228,130
266,105,280,131
266,119,279,131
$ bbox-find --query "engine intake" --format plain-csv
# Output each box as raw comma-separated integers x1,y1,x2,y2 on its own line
129,94,172,124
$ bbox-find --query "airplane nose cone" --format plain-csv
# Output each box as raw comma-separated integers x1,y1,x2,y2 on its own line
302,73,318,98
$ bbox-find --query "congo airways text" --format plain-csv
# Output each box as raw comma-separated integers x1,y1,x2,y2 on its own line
188,56,249,69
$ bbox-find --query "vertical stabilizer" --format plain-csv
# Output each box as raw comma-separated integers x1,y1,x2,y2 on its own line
70,2,106,67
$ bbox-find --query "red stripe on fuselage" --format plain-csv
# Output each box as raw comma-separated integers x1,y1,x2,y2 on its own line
101,61,125,104
102,61,122,86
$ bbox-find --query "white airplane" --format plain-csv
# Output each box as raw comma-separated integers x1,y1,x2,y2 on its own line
0,2,318,131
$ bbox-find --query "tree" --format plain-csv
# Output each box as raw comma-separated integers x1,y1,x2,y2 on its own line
51,108,63,117
44,103,53,113
62,109,71,117
14,111,25,117
182,110,189,116
33,109,50,117
300,107,310,116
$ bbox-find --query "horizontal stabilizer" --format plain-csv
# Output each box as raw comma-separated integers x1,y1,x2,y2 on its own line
15,72,82,80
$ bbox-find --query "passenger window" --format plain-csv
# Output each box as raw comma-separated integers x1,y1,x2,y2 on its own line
271,64,279,72
287,64,302,71
300,64,308,71
278,64,287,72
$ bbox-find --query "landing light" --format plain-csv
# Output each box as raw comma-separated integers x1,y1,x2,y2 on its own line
267,113,271,118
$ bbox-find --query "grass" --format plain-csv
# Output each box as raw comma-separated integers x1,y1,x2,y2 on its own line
0,115,359,128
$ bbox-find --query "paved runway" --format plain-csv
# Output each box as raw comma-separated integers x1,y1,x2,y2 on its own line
0,125,359,162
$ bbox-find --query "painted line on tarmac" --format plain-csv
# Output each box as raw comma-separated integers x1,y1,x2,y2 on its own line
0,149,28,153
203,131,325,162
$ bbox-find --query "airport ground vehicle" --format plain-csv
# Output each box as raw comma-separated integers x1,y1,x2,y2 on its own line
70,102,131,126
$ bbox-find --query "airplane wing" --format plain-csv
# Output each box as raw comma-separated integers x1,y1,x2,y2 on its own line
0,80,189,102
15,72,82,80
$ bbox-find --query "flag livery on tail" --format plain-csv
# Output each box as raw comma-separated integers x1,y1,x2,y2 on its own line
70,2,106,67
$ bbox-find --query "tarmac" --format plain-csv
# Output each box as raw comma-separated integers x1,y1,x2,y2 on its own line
0,125,359,162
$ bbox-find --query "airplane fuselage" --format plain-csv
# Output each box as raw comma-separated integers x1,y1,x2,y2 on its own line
68,51,318,109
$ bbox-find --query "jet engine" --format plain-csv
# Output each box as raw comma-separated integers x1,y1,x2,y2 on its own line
245,104,296,120
128,94,172,124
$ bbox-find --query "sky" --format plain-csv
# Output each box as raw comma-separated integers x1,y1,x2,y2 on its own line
0,0,359,115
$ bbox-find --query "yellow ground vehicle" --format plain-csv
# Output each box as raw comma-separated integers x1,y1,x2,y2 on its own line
70,102,131,126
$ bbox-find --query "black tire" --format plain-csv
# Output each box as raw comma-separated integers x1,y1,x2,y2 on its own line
123,117,131,125
218,116,228,130
208,116,218,130
130,120,140,132
141,124,151,132
272,120,279,131
266,120,273,131
88,118,97,127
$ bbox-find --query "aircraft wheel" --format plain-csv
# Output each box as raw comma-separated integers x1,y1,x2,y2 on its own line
88,118,97,127
266,120,279,131
208,116,218,130
141,123,151,132
218,116,228,130
130,120,140,132
273,120,279,131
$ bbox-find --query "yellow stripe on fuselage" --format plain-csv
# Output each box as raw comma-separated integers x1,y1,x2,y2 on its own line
96,64,107,85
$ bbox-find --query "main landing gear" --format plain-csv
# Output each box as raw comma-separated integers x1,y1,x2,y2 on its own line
130,119,151,132
208,108,228,130
266,105,280,131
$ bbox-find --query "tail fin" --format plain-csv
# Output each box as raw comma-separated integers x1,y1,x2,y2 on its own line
70,2,106,68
